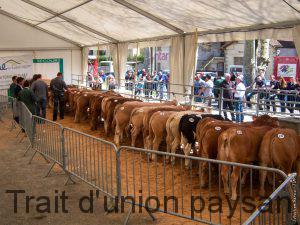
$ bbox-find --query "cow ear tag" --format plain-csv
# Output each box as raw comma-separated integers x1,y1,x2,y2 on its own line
114,99,118,102
189,118,195,123
277,134,284,139
84,94,87,97
236,130,243,135
215,126,221,131
120,107,125,110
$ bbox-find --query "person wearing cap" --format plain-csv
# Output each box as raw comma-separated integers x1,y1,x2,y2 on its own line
234,75,246,123
221,73,235,121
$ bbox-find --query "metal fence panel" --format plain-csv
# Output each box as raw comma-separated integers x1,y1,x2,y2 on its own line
32,116,64,166
117,146,296,225
18,102,34,144
63,128,118,198
243,173,298,225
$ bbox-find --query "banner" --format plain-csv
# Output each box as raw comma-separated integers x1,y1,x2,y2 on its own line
0,55,33,91
274,56,299,80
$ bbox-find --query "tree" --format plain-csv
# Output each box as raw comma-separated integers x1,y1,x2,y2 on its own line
258,39,270,71
243,40,256,86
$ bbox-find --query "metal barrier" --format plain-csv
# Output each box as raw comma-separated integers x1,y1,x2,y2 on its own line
30,116,64,167
117,146,298,225
0,95,298,225
243,173,298,225
63,127,119,198
18,101,34,144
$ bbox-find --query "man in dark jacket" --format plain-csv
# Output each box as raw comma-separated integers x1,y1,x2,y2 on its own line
50,72,68,121
9,76,17,97
18,80,37,115
14,77,24,98
221,73,235,121
31,74,48,118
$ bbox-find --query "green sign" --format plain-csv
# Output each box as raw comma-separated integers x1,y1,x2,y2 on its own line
32,58,64,74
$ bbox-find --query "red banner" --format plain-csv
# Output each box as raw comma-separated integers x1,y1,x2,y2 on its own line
93,59,98,77
274,56,299,81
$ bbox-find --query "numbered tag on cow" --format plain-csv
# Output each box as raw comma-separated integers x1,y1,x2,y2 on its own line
189,118,195,123
278,134,285,139
114,100,118,102
120,107,125,111
84,94,87,97
215,126,222,131
236,130,243,135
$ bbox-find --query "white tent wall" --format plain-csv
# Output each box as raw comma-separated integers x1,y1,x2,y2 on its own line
0,50,82,84
0,13,79,50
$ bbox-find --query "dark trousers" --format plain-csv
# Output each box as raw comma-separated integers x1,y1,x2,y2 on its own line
36,98,46,118
287,95,296,114
265,93,277,112
223,99,235,120
53,94,65,121
235,97,244,123
277,94,286,113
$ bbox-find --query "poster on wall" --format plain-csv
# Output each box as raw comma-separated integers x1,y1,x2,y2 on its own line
0,55,33,91
274,56,299,80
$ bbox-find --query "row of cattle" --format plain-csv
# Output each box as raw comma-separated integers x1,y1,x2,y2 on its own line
62,88,300,200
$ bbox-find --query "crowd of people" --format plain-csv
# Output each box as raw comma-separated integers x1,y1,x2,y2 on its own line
87,70,116,90
193,69,300,121
9,72,68,123
125,68,170,99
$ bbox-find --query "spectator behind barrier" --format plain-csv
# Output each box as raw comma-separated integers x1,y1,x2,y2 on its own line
9,76,17,97
18,80,37,115
221,73,235,121
234,75,246,123
14,77,24,99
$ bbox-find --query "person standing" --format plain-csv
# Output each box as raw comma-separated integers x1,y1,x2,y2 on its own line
9,76,17,97
50,72,68,121
295,78,300,112
286,77,297,114
221,73,235,121
31,74,48,118
277,77,287,113
266,75,278,112
14,77,24,98
200,75,214,106
234,75,246,123
18,80,37,115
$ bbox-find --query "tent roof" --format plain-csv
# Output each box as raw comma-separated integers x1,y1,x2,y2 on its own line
0,0,300,47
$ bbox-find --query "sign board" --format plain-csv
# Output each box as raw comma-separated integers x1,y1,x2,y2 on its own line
0,54,33,91
33,58,63,80
274,56,299,80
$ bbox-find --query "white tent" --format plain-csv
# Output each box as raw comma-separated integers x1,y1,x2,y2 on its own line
0,0,300,86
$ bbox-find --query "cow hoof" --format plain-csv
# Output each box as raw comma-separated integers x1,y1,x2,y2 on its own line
258,190,266,197
224,190,230,196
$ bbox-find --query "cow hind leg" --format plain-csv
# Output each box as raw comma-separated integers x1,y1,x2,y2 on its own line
151,136,162,161
183,143,192,168
131,127,139,147
221,165,230,195
74,111,81,123
231,166,240,201
170,137,180,164
258,164,268,197
114,125,121,147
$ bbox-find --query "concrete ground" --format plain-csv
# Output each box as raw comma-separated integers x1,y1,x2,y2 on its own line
0,116,198,225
